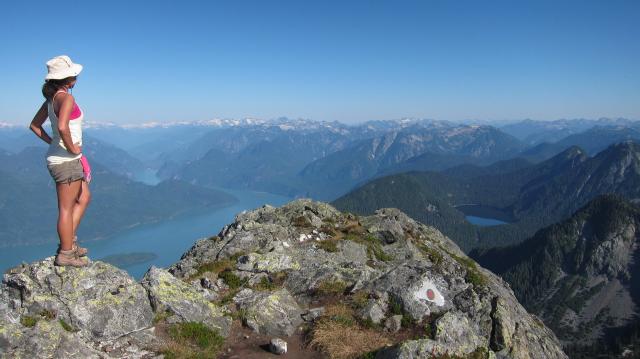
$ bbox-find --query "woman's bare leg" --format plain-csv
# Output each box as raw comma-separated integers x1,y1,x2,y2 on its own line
72,180,91,238
56,180,82,251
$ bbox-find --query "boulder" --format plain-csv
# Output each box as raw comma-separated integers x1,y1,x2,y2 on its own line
359,300,387,325
302,307,325,322
233,288,303,336
2,258,153,341
270,338,288,355
140,266,231,336
385,315,403,333
0,320,103,358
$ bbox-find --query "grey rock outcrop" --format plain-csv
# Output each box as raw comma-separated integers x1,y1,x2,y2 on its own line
0,258,160,358
0,258,230,358
474,195,640,353
3,258,153,341
169,198,568,359
140,266,231,336
233,288,303,336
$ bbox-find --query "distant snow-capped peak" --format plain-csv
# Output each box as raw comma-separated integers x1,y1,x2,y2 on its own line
0,122,19,128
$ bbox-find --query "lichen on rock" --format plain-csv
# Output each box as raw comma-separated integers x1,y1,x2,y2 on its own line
140,266,232,336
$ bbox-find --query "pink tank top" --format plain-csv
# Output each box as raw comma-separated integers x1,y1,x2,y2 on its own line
52,91,82,120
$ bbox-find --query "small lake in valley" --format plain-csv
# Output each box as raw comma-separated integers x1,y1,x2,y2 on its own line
456,204,514,227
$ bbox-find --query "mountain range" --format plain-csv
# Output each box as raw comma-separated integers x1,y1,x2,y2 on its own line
332,141,640,251
499,118,638,146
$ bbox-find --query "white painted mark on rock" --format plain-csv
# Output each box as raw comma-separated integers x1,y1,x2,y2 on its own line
413,279,445,306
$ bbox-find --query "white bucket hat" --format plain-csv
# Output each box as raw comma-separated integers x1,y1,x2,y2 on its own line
45,55,83,80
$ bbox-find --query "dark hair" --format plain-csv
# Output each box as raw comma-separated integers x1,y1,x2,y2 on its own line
42,76,76,101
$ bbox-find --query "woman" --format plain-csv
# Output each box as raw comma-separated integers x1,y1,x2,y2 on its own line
29,55,91,267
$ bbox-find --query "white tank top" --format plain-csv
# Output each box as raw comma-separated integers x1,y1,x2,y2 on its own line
46,90,83,165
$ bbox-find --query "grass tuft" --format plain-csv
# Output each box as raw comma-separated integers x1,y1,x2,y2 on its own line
160,322,225,359
447,251,487,288
39,309,56,320
429,346,491,359
187,252,246,281
310,304,390,359
351,290,370,310
154,310,172,324
253,276,278,291
416,242,444,266
293,215,312,228
20,315,38,328
345,234,393,262
318,239,339,253
218,270,246,289
315,279,348,296
59,318,78,332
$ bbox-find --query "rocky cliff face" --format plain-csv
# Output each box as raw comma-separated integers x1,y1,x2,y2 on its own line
472,195,640,356
1,199,567,358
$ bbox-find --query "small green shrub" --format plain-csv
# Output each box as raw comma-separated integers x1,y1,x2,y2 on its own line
293,215,312,228
154,310,172,324
59,319,77,332
361,317,381,329
318,239,339,253
189,260,231,281
161,322,225,359
217,290,238,305
39,309,56,320
316,279,348,296
466,270,487,288
447,251,487,288
345,234,393,262
231,308,247,321
424,321,433,339
218,270,246,289
360,351,380,359
188,252,246,281
319,224,338,236
389,297,403,316
351,291,370,309
20,315,38,328
401,313,414,328
332,313,356,327
417,243,444,266
253,276,278,291
430,346,490,359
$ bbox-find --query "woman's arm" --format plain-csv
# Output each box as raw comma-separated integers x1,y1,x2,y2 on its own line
55,94,82,155
29,101,52,145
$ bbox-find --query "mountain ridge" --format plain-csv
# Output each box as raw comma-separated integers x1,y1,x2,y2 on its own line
471,195,640,357
332,141,640,251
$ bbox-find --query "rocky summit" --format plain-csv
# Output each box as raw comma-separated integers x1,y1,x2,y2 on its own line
1,199,567,358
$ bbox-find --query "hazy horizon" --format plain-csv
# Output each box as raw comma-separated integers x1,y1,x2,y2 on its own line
2,115,638,129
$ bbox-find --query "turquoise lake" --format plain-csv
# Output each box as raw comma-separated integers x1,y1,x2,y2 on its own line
465,215,508,226
0,186,292,279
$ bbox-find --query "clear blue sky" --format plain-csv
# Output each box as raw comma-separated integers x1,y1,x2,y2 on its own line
1,0,638,125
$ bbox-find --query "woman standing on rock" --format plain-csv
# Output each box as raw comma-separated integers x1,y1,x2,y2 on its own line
29,55,92,267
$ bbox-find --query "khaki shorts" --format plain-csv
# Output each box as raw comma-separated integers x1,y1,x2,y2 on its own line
47,159,85,184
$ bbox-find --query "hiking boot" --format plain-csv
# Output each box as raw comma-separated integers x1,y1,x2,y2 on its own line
56,236,88,257
55,249,88,267
73,236,88,257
